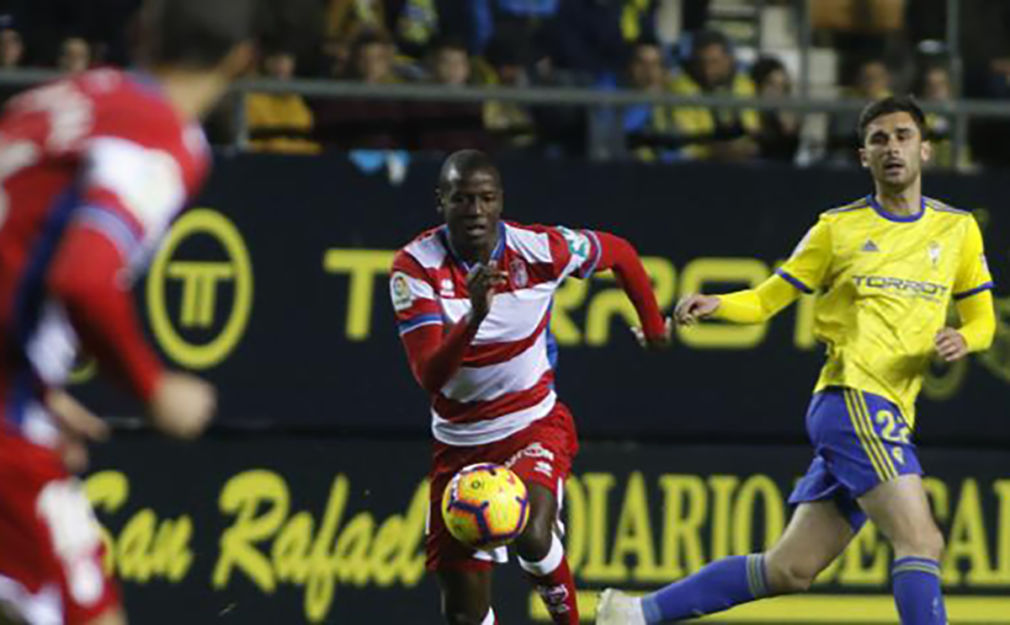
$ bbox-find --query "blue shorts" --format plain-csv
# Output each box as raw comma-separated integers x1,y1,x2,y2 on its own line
788,387,923,530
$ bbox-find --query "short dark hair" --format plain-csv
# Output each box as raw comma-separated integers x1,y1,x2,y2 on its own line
751,56,787,87
691,29,731,56
350,29,392,57
439,150,500,191
429,34,468,57
144,0,258,68
857,95,927,142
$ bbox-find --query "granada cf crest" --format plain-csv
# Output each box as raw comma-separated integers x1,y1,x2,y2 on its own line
509,257,529,289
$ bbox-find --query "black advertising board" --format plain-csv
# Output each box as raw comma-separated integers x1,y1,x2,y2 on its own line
89,435,1010,624
70,155,1009,444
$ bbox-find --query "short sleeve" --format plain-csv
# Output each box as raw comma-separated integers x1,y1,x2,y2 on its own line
775,218,833,294
953,217,995,300
548,226,603,280
75,136,187,270
390,252,443,336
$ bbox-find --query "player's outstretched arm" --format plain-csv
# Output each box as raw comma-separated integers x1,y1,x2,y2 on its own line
591,232,669,347
935,290,996,362
675,274,801,325
47,224,216,439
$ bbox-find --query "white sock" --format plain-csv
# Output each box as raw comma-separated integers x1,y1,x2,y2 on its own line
480,607,495,625
518,533,564,576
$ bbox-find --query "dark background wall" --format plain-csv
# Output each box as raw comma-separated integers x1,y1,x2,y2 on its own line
73,153,1009,445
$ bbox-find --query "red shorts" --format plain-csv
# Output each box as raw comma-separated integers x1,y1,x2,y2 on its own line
0,435,119,624
426,403,579,572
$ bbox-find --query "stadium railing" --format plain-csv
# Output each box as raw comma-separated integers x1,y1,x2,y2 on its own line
1,68,1009,168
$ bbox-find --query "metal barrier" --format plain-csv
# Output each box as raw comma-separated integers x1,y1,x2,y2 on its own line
1,59,1008,166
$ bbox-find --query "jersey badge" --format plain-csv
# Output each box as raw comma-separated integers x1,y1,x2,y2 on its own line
927,242,941,267
509,257,529,289
391,272,413,311
862,239,880,253
439,278,455,298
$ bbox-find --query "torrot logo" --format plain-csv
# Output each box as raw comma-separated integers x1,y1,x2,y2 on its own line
146,208,253,369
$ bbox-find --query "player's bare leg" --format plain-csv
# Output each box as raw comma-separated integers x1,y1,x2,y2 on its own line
0,604,126,625
763,501,855,593
515,483,579,623
85,607,128,625
858,475,947,624
436,568,493,625
598,501,852,624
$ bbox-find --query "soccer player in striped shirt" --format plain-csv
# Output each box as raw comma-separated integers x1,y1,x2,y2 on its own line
597,96,995,625
391,150,669,625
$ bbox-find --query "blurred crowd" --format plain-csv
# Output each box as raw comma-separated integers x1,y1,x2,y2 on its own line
2,0,1010,169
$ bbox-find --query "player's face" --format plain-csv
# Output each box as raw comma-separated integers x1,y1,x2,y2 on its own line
859,112,932,191
439,169,503,255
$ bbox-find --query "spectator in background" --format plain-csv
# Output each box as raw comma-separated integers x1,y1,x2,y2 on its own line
829,57,892,163
321,0,395,76
668,29,760,161
313,30,409,149
482,33,537,151
429,36,470,86
245,48,321,154
347,29,398,84
750,56,800,163
0,28,23,68
619,38,681,162
409,36,490,152
914,63,962,169
57,36,91,74
854,58,892,100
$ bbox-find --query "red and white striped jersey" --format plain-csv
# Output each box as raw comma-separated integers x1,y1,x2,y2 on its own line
0,69,209,447
391,222,602,446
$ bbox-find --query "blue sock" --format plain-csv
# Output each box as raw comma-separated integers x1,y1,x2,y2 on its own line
641,554,770,623
892,557,947,624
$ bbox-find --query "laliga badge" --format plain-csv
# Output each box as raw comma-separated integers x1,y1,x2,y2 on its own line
509,258,528,289
391,272,413,311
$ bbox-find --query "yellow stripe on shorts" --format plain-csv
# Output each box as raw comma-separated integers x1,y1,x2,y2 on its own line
842,389,893,482
854,390,898,481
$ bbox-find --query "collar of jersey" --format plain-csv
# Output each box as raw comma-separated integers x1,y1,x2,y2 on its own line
440,221,506,272
125,69,165,96
867,194,926,223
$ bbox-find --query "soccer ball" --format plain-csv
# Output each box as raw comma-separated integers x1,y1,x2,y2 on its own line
441,463,530,550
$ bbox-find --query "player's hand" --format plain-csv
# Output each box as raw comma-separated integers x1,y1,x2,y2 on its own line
466,260,508,324
45,389,109,473
630,316,674,349
934,327,969,362
148,372,216,440
674,294,721,325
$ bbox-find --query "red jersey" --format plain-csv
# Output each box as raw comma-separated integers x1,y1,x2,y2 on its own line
0,69,209,447
391,222,665,446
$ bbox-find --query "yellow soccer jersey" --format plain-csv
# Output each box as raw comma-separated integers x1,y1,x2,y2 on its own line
776,195,994,426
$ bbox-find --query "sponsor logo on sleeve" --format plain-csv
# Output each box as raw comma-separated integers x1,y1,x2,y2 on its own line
557,226,590,263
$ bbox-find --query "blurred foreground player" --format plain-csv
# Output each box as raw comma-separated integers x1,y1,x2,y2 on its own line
598,97,995,625
391,150,670,624
0,1,256,624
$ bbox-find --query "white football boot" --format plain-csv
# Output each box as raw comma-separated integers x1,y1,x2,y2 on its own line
595,588,647,625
